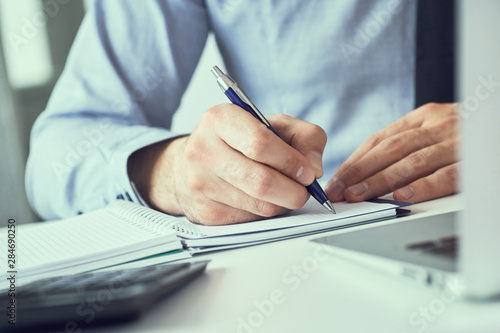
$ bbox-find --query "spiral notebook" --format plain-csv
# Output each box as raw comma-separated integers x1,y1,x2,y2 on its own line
162,198,410,252
0,198,409,287
0,204,189,287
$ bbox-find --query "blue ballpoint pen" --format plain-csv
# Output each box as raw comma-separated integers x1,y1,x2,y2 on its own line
211,66,336,214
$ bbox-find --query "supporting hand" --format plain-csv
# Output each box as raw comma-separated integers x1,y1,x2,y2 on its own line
326,103,459,203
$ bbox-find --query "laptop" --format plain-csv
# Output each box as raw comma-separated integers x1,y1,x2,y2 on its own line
313,0,500,300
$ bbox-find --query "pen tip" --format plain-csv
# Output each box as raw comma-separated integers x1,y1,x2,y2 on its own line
323,201,336,214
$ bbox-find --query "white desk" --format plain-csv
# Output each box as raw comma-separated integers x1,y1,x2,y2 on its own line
89,195,500,333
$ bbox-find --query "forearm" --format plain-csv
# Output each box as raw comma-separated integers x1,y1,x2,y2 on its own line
26,114,180,219
25,0,209,219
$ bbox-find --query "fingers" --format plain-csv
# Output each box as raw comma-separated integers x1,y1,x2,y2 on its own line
330,128,436,194
209,177,290,222
187,203,263,226
172,105,324,225
209,107,324,186
339,140,457,202
178,142,304,225
393,163,459,203
327,128,454,201
333,109,423,177
211,141,310,210
174,144,293,225
326,103,460,203
183,180,289,226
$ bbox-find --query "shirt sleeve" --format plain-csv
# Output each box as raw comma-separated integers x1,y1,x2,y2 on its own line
25,0,210,219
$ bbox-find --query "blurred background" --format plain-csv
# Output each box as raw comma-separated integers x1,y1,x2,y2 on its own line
0,0,86,225
0,0,225,226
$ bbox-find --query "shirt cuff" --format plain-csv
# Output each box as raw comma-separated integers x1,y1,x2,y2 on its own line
106,125,187,208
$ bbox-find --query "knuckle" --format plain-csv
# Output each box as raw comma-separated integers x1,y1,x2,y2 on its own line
440,165,459,189
418,177,435,195
381,135,404,154
440,114,460,131
382,171,402,190
186,174,204,192
254,179,273,198
200,108,215,126
395,163,414,182
430,114,460,133
184,211,201,224
314,128,328,146
420,102,441,116
249,170,274,198
344,164,364,181
202,105,224,124
414,128,433,148
197,206,226,226
421,102,460,122
428,119,459,145
243,129,273,159
304,123,327,142
251,200,281,217
184,143,201,163
367,132,384,150
183,136,211,164
281,152,300,174
449,103,460,115
407,151,429,170
272,113,291,121
424,102,440,111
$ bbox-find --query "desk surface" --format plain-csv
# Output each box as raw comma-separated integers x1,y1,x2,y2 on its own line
89,195,500,333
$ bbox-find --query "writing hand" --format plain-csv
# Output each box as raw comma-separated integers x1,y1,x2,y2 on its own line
326,103,459,203
129,104,326,225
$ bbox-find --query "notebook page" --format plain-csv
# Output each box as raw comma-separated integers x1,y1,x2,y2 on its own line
184,209,395,248
178,200,398,239
0,206,177,274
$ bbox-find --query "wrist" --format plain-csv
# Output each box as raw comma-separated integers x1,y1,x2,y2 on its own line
127,137,186,214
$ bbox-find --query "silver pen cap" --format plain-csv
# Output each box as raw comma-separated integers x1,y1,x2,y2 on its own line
211,66,234,91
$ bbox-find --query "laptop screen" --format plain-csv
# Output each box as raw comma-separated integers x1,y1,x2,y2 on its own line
458,0,500,298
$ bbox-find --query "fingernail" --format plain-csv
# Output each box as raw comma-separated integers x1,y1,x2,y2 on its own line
347,182,368,196
296,165,315,184
396,186,415,200
306,151,323,176
326,177,345,198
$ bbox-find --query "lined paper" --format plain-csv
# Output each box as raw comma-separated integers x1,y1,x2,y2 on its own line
177,200,398,239
0,208,179,278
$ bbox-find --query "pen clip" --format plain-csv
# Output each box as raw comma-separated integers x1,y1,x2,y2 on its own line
211,66,271,128
232,87,272,128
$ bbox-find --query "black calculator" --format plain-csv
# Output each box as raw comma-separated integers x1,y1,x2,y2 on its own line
1,261,209,332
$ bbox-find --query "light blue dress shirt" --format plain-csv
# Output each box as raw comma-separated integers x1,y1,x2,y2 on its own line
26,0,416,219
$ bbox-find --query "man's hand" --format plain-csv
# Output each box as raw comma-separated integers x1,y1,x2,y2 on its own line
129,104,327,225
325,103,459,203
